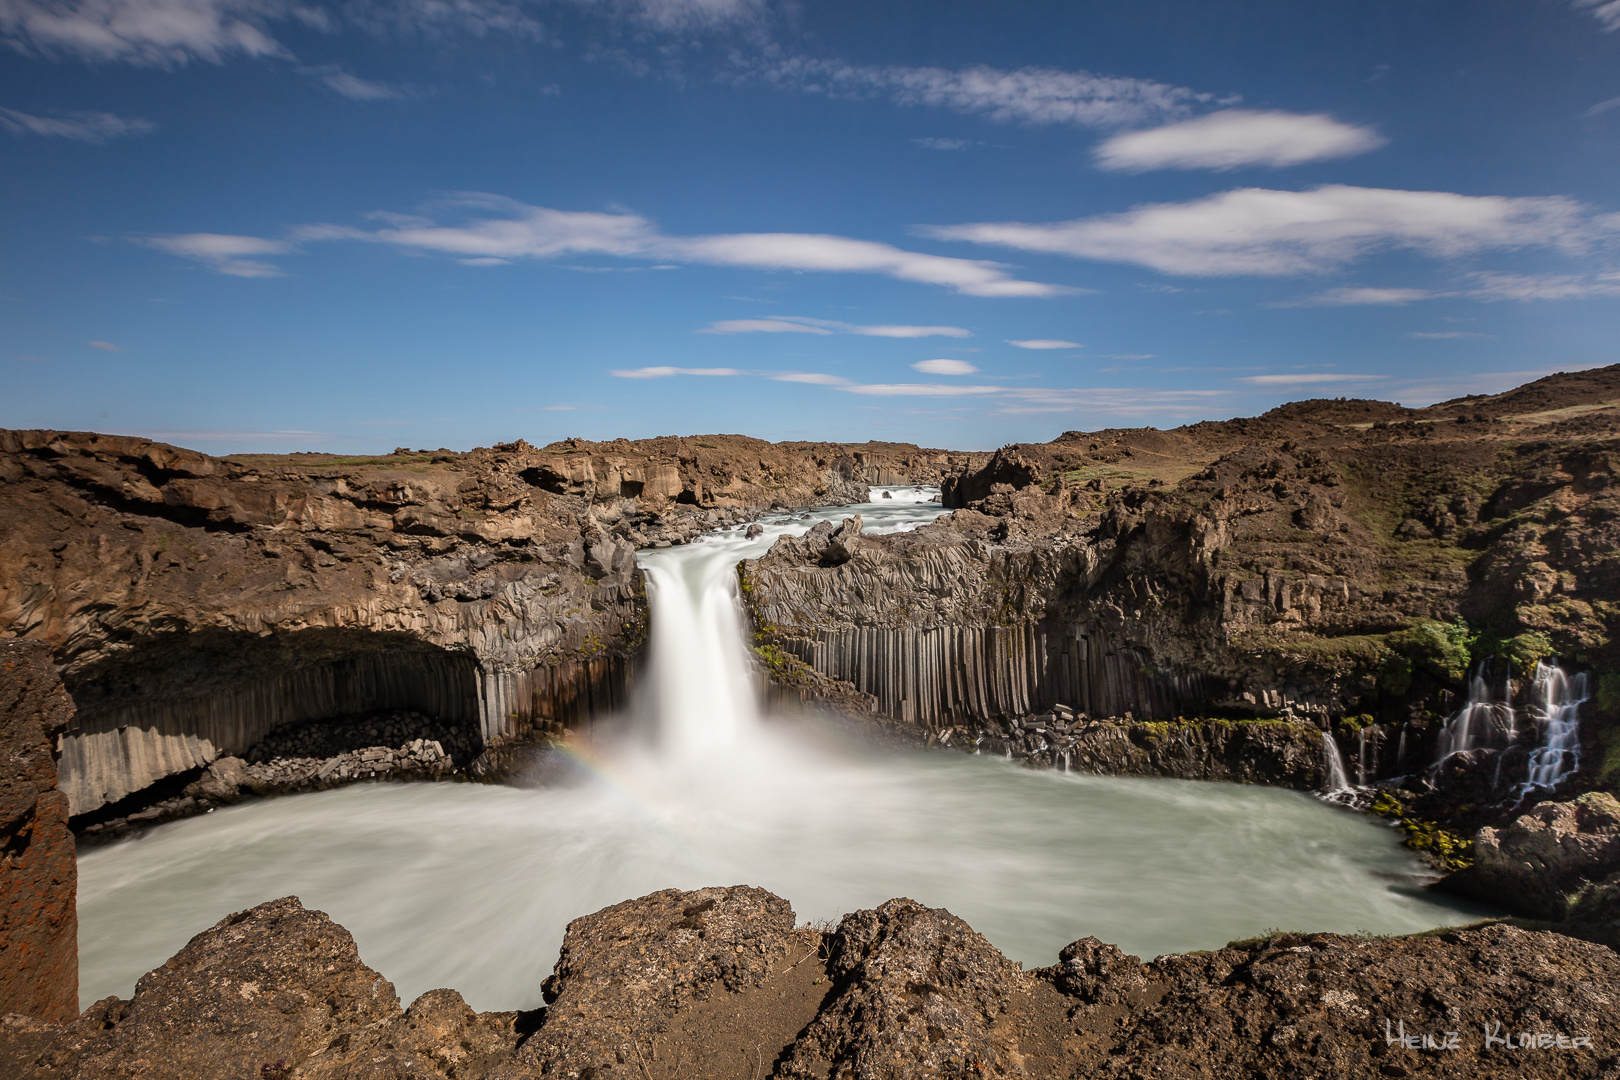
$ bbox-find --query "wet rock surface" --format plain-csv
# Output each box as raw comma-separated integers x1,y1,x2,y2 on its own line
4,887,1618,1079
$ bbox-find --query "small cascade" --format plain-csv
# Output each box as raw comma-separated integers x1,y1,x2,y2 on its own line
1356,728,1369,787
1433,658,1517,764
1395,726,1408,770
1319,731,1359,805
1519,662,1589,794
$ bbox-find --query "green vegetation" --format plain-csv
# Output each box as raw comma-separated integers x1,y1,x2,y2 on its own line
1370,791,1473,871
1387,619,1473,684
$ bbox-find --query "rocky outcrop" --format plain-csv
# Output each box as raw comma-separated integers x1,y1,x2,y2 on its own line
1443,792,1620,923
6,887,1619,1080
0,430,948,818
0,640,77,1024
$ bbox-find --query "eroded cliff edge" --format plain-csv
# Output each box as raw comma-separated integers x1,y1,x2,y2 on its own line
0,429,953,818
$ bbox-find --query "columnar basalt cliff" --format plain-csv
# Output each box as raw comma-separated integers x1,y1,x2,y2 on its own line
744,368,1620,806
0,640,77,1025
0,430,954,817
2,885,1616,1080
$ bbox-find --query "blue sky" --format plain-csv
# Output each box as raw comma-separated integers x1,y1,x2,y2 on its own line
2,0,1618,453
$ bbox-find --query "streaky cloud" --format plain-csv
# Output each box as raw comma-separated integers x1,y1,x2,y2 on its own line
0,105,154,141
1094,110,1385,172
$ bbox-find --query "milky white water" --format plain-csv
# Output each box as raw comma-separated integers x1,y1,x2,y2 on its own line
77,487,1491,1011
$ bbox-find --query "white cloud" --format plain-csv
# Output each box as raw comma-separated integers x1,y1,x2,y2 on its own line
610,365,741,378
1099,353,1155,360
1238,373,1387,386
1007,338,1081,349
137,232,294,276
1410,331,1493,339
839,382,1005,397
1573,0,1620,31
310,66,402,101
0,0,293,65
86,339,123,350
612,0,765,29
770,371,850,385
1094,109,1385,172
702,318,831,334
912,358,978,375
700,315,971,337
1465,271,1620,301
926,185,1609,277
912,137,971,150
0,105,153,140
285,193,1063,296
1281,286,1439,306
750,57,1213,130
1587,95,1620,117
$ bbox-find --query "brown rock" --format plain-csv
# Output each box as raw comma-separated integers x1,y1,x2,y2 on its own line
0,640,78,1024
1445,791,1620,920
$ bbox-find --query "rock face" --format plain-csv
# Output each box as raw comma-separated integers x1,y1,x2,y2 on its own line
0,430,952,817
744,368,1620,794
0,640,77,1024
7,886,1619,1080
1445,791,1620,922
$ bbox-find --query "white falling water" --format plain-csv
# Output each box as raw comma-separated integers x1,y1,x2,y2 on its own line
1433,659,1517,764
1319,731,1358,804
1519,662,1589,794
1355,728,1369,787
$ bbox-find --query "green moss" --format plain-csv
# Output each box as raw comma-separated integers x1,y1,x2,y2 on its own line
1387,618,1473,684
1596,673,1620,714
1334,713,1375,737
1369,791,1473,871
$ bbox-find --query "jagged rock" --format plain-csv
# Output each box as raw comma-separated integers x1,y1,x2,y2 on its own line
777,897,1029,1080
1047,936,1155,1006
746,522,764,538
179,755,258,804
0,640,78,1024
520,885,799,1077
1443,792,1620,921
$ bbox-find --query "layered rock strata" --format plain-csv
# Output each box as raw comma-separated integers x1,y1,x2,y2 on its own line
0,430,951,817
4,886,1617,1080
0,640,77,1024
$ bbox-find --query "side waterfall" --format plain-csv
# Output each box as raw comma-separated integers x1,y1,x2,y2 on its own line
1319,732,1359,805
1519,662,1589,795
1433,658,1517,764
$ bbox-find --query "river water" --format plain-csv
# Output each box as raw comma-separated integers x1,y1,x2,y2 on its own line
77,488,1490,1011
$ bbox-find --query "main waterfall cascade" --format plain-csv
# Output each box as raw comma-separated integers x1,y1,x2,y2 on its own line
75,488,1490,1013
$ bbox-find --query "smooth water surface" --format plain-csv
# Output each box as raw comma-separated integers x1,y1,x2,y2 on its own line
78,488,1492,1011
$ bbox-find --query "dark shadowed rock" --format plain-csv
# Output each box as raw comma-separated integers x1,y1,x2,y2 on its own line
519,885,798,1078
0,639,77,1024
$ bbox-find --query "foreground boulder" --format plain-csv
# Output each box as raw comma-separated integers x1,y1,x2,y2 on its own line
6,886,1620,1079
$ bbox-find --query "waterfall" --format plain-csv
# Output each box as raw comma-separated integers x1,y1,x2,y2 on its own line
1433,658,1517,764
1519,662,1589,794
1319,732,1357,804
1355,728,1369,787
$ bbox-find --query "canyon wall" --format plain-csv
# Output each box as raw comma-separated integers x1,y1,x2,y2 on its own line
746,368,1620,803
0,430,950,815
0,640,77,1023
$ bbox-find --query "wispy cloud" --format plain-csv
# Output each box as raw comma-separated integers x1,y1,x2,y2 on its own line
700,315,972,337
1465,270,1620,301
136,232,294,277
1099,353,1155,360
1409,331,1494,339
0,106,153,141
1279,286,1438,306
912,137,972,151
189,193,1069,296
0,0,295,65
926,185,1613,277
1238,373,1387,386
306,66,403,101
748,57,1214,130
912,358,977,375
1094,110,1385,172
86,339,123,350
1588,95,1620,117
1007,338,1080,349
1573,0,1620,31
610,365,743,378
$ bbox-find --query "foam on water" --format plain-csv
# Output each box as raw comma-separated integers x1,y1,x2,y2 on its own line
77,488,1492,1011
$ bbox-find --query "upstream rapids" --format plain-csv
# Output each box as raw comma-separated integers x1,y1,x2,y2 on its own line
76,488,1490,1011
